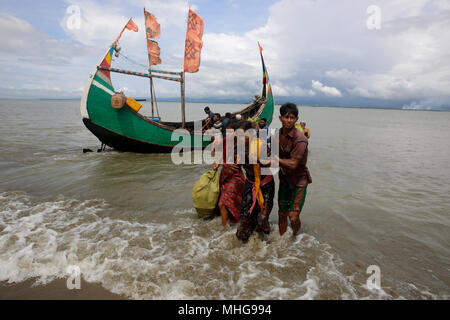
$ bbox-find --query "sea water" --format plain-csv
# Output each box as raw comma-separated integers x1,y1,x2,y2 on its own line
0,99,449,299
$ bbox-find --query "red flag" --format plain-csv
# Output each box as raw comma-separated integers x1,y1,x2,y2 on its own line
125,18,138,32
184,8,204,73
147,39,161,66
144,9,161,65
144,9,161,39
114,18,138,45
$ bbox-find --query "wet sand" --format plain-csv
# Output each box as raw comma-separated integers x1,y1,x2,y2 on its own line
0,278,126,300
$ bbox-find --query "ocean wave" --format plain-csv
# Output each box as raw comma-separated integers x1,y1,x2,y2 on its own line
0,190,444,300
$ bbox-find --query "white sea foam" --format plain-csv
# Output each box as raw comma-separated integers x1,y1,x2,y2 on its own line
0,190,444,299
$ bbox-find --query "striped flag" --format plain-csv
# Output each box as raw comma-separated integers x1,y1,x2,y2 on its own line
258,41,271,98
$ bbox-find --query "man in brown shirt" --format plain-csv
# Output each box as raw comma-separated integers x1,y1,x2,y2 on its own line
275,103,312,236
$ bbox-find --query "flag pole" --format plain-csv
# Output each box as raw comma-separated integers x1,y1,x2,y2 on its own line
181,71,186,128
180,7,190,129
144,7,155,118
113,18,131,46
149,71,155,118
258,42,267,98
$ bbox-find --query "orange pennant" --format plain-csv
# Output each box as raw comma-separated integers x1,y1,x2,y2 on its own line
114,18,138,45
144,9,160,39
184,8,204,73
147,39,161,66
125,18,138,32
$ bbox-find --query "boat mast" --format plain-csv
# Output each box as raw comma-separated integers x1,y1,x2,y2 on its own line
181,72,186,128
144,7,160,119
149,69,155,118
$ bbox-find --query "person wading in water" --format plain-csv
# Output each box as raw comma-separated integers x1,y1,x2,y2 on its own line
275,103,312,236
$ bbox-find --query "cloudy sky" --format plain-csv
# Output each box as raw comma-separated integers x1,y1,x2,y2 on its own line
0,0,449,109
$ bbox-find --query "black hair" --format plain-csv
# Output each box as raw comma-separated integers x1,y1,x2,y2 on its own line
225,112,231,118
204,106,210,111
260,118,267,122
242,121,254,131
280,102,298,117
214,113,221,118
229,120,247,130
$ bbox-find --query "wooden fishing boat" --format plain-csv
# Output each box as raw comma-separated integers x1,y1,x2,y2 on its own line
80,10,274,153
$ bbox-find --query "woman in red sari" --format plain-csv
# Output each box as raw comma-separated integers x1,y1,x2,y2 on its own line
212,122,245,226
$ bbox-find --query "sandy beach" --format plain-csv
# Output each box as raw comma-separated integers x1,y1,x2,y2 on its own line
0,278,125,300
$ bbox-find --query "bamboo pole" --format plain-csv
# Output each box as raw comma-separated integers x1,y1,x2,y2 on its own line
113,19,131,46
151,77,160,119
181,72,186,128
150,73,155,118
97,67,182,81
148,69,183,76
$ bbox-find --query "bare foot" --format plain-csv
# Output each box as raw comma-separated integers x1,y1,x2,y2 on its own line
292,219,302,236
221,211,229,227
221,214,228,227
219,203,229,227
279,214,288,235
289,211,302,236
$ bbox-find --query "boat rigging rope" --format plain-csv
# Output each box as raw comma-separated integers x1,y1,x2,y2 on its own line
118,51,149,72
118,50,161,119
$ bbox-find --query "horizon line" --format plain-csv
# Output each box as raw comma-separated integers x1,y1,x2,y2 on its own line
0,97,448,112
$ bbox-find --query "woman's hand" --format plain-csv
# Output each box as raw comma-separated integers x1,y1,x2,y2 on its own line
258,158,271,167
213,163,220,170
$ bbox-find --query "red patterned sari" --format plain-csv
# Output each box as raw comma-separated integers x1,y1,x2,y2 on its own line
218,165,245,222
217,137,245,222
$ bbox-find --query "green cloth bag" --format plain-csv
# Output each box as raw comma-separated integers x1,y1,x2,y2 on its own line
192,169,220,219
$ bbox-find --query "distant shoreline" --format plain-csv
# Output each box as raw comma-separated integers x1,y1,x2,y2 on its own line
0,98,448,111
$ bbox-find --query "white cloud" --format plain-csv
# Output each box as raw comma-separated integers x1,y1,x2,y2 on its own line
1,0,449,109
138,0,191,29
61,0,139,46
311,80,342,97
0,13,81,61
325,69,360,80
271,84,315,97
0,12,99,98
177,0,450,106
247,0,450,108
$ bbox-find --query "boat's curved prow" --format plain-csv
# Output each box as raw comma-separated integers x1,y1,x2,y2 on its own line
80,46,115,121
80,73,94,120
